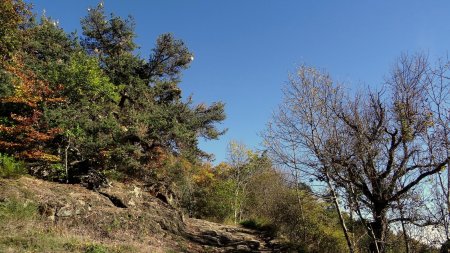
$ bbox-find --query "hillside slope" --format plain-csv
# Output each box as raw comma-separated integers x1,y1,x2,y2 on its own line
0,177,278,253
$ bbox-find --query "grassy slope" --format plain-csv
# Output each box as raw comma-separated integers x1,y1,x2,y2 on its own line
0,176,285,253
0,176,191,253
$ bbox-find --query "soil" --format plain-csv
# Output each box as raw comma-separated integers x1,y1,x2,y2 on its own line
0,176,284,252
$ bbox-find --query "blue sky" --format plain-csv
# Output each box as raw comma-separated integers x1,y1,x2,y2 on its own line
27,0,450,163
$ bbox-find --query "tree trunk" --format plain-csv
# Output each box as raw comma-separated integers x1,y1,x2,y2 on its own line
325,172,355,253
293,170,306,241
65,141,70,184
400,218,410,253
397,200,410,253
369,207,388,253
234,186,240,224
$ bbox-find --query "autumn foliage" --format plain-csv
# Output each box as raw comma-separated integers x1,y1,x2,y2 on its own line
0,58,63,162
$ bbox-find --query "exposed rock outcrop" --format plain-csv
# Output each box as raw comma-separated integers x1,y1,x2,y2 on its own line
0,177,280,252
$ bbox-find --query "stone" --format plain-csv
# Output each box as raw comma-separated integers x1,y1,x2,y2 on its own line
131,186,142,198
236,244,251,251
57,205,73,217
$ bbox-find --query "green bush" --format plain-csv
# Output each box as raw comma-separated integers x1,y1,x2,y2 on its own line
47,163,66,181
240,219,277,237
0,153,26,178
240,219,259,229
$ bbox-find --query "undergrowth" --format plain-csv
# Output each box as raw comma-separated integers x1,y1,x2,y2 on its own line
0,153,26,178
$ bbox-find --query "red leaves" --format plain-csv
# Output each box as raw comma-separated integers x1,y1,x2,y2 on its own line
1,59,65,106
0,57,62,162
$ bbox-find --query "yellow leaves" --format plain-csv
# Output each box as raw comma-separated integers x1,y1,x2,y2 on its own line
424,119,434,127
19,150,60,162
192,165,215,185
215,162,232,174
180,158,193,171
45,97,66,103
2,57,65,107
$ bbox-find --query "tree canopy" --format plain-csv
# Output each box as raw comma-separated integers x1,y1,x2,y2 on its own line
0,0,226,183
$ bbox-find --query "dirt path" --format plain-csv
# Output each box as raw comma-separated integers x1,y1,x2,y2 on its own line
185,218,282,252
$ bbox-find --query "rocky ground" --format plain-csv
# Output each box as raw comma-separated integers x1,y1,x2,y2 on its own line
0,176,284,252
185,218,285,252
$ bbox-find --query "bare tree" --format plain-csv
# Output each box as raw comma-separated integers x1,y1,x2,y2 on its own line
227,140,261,224
428,58,450,245
264,54,449,253
264,66,356,252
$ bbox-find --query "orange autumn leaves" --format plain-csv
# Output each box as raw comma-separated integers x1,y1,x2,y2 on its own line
0,58,64,162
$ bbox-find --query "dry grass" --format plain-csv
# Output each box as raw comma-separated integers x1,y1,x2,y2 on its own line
0,176,191,253
0,197,139,252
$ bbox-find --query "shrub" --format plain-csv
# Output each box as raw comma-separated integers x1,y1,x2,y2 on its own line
0,153,26,178
240,219,277,237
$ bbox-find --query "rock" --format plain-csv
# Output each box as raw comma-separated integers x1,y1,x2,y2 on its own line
146,182,177,207
185,218,273,252
57,205,73,217
80,170,108,190
202,230,218,236
131,186,142,198
98,191,127,208
202,235,221,245
218,234,232,245
236,244,251,251
38,203,57,220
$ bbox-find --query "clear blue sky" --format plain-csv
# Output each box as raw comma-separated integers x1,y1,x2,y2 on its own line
27,0,450,163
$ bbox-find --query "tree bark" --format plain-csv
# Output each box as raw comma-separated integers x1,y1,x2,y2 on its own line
369,206,388,253
64,139,70,184
233,184,241,224
293,169,306,241
398,200,410,253
325,171,355,253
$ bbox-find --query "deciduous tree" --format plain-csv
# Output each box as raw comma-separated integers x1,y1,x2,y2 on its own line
264,54,449,252
0,58,62,163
